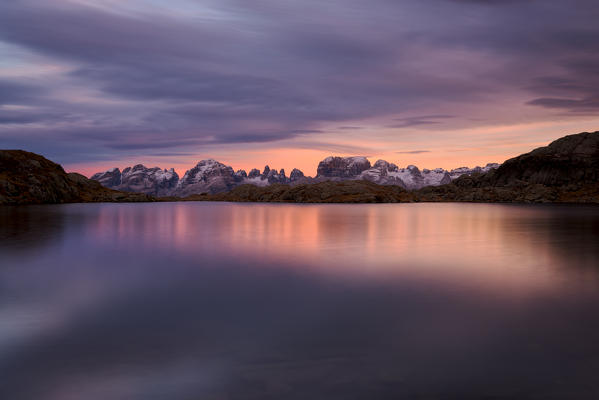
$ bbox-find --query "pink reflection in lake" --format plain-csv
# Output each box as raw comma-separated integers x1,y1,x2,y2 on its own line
89,202,599,295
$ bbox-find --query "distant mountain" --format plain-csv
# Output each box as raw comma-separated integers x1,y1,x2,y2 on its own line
0,150,152,205
174,159,238,197
91,165,178,196
91,156,498,195
316,156,371,178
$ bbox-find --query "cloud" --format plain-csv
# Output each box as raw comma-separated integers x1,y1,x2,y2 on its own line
388,115,455,129
0,80,46,105
0,109,67,124
448,0,533,4
396,150,431,154
525,59,599,113
527,97,599,112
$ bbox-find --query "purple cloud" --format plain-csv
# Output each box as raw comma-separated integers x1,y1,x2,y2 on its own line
396,150,432,154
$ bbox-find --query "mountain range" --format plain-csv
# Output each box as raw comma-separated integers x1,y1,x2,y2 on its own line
1,130,597,205
91,156,500,196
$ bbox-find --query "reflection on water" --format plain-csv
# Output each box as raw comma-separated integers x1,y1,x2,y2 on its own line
1,202,599,399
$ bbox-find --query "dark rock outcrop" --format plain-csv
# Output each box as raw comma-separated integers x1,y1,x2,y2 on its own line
0,150,153,205
485,132,599,187
413,131,599,203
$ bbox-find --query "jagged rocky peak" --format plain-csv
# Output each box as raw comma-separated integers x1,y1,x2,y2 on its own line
381,164,451,190
317,156,372,178
179,159,234,183
373,159,399,172
359,164,407,188
234,169,247,180
406,165,420,173
123,164,144,173
265,168,289,184
373,159,389,169
262,165,270,176
290,168,305,182
248,168,261,179
91,164,178,196
121,164,179,196
175,159,237,196
91,168,122,187
267,168,278,176
358,159,404,187
120,164,176,179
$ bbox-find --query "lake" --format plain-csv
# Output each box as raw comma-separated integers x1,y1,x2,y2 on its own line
1,202,599,399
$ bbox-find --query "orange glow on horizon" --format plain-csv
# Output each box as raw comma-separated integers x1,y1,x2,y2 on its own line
65,119,599,178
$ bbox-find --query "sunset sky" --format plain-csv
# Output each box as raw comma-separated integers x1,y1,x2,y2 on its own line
1,0,598,177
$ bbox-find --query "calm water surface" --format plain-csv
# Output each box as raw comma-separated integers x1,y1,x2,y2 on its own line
1,202,599,399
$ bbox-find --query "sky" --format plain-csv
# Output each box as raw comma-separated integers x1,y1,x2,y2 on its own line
0,0,598,177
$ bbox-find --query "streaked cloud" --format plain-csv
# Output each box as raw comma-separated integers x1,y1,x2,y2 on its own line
396,150,432,154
